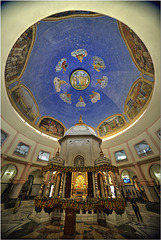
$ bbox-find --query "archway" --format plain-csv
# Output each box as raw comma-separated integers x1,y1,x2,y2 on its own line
121,169,138,199
1,164,17,201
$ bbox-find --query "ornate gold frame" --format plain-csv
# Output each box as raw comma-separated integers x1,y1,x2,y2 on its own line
70,69,90,91
124,76,154,119
5,24,37,87
97,114,127,139
8,83,40,123
117,21,154,79
37,116,66,139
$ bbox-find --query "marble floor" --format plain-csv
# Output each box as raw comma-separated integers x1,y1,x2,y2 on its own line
1,200,160,239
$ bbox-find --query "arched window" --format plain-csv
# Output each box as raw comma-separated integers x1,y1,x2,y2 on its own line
74,155,84,167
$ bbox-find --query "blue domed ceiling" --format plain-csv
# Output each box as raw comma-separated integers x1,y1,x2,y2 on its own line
5,11,154,139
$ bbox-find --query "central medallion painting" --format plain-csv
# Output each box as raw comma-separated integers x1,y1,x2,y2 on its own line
70,69,90,90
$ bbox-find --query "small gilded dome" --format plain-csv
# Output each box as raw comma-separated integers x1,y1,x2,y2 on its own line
64,115,97,136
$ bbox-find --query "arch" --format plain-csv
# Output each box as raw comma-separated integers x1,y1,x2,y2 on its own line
149,164,161,185
1,164,18,197
1,164,17,183
74,155,84,167
1,163,19,180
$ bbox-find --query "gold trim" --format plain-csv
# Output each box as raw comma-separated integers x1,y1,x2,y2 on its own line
70,69,90,91
124,77,154,119
117,21,154,79
5,24,36,87
97,114,127,138
37,116,66,139
74,115,96,133
42,13,103,22
8,84,39,123
19,25,37,79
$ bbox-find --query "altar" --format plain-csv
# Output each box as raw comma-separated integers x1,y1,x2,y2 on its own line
30,117,129,226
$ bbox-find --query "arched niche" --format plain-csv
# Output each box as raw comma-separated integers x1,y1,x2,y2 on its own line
149,164,161,185
74,155,84,167
1,164,17,195
121,169,138,199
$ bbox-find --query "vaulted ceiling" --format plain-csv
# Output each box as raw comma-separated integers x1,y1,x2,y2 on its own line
3,4,159,143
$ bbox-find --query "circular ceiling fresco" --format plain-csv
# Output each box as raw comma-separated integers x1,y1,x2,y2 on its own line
5,10,154,139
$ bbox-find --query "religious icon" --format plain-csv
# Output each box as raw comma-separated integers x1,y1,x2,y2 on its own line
76,96,86,107
93,56,105,72
55,58,69,73
70,69,90,90
96,76,108,89
60,92,72,104
89,91,100,103
53,77,67,92
71,49,88,62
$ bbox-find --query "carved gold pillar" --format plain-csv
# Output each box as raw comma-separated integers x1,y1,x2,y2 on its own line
106,172,112,197
59,172,64,197
114,173,122,198
102,172,108,197
52,172,57,196
94,173,99,197
38,172,46,196
45,171,53,197
103,172,109,197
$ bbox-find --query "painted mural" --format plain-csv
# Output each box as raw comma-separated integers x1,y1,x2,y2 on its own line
98,115,125,137
118,22,154,76
125,79,153,120
70,69,90,90
76,96,86,107
5,26,35,82
53,77,67,92
55,58,68,73
71,49,88,62
89,91,100,103
93,56,106,72
74,175,87,189
11,86,38,122
96,76,108,89
39,118,65,137
60,92,72,104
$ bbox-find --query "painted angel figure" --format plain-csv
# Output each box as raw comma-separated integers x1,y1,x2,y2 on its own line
93,56,105,72
76,96,86,107
53,77,67,92
55,58,69,73
71,49,88,62
60,92,72,104
96,76,108,89
89,91,100,103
